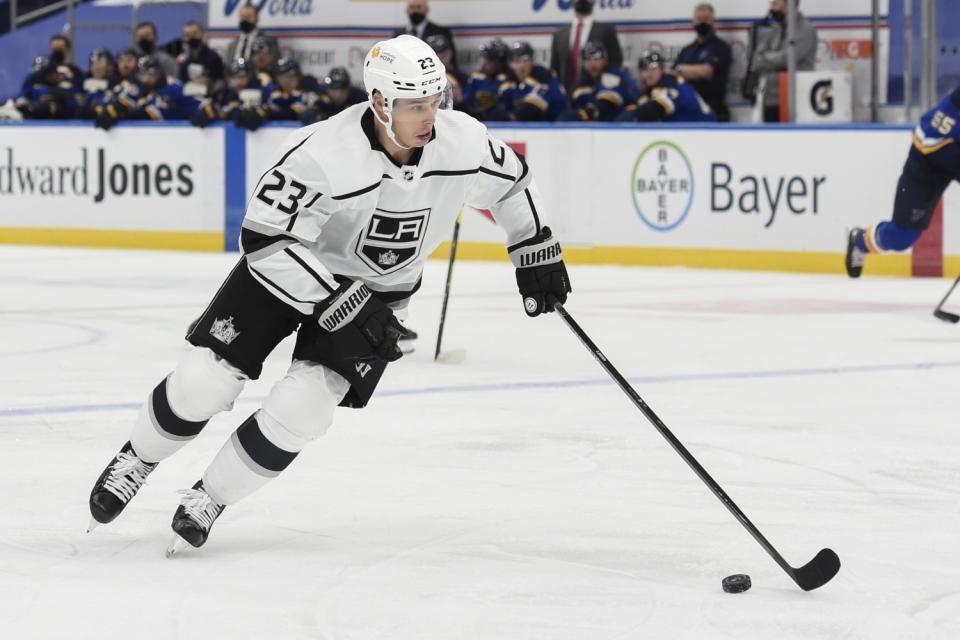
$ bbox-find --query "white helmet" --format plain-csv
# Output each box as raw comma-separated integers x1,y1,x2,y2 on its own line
363,35,448,149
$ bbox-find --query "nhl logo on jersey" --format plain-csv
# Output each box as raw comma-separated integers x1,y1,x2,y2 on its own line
209,316,241,345
402,169,415,182
355,207,430,275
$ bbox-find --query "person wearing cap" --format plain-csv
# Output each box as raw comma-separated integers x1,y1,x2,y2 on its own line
620,52,717,123
234,57,311,130
225,3,280,63
426,33,467,111
392,0,457,68
566,40,639,121
549,0,622,94
84,34,570,554
673,3,732,122
500,41,567,122
463,38,511,121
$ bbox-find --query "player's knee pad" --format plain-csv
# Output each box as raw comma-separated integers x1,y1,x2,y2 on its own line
166,346,247,422
258,360,349,452
874,222,922,252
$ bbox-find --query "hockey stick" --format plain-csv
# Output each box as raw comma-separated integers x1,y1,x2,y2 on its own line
933,273,960,324
434,211,466,363
552,300,841,591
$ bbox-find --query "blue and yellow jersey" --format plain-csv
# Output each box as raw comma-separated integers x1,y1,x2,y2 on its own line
463,72,510,115
134,81,201,120
265,87,310,120
498,65,567,121
571,67,639,121
913,87,960,155
631,72,716,123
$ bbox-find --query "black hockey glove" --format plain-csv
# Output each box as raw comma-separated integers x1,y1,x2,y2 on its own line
509,226,571,317
94,104,118,130
190,101,216,128
314,280,404,362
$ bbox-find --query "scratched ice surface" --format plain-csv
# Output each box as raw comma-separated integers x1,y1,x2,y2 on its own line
1,246,959,639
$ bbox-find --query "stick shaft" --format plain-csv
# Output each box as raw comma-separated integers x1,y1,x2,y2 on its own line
434,213,462,361
935,273,960,312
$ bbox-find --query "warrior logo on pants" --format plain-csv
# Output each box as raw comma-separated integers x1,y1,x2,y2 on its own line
355,207,430,275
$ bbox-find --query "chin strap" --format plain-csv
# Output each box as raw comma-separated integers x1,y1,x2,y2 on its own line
374,102,411,150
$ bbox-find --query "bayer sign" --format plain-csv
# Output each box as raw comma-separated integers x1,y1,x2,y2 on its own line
631,141,694,232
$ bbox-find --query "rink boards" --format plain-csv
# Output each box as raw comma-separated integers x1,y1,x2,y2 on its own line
1,120,957,277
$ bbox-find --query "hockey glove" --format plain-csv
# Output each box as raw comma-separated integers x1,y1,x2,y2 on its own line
94,104,118,130
509,226,571,317
314,280,404,362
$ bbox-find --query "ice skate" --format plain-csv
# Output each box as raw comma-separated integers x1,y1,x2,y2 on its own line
165,481,225,557
845,228,866,278
88,441,157,530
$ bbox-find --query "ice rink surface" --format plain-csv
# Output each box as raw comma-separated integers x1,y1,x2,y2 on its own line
1,246,959,640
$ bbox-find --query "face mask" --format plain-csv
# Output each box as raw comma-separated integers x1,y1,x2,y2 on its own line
239,20,256,33
574,0,593,14
409,12,426,25
769,10,785,22
187,38,203,49
137,38,155,54
694,23,713,37
49,49,65,64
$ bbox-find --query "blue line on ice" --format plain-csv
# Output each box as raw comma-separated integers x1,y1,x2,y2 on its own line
3,359,959,418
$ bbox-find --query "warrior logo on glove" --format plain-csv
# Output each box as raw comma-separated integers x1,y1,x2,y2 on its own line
509,226,572,317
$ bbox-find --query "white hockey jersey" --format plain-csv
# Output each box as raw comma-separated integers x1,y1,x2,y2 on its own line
240,102,548,315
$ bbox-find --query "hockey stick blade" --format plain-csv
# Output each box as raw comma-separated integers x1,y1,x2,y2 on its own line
934,309,960,324
436,349,466,364
790,548,841,591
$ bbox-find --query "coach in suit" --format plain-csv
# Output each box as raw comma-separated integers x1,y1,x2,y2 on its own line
550,0,623,94
225,4,280,63
393,0,457,68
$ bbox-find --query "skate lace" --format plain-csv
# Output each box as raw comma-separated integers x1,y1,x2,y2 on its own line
103,452,155,502
176,488,223,531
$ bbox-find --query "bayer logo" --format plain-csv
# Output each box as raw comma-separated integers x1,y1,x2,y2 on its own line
630,141,694,232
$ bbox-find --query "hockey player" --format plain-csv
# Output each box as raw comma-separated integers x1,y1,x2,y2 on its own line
15,55,81,119
128,55,201,121
300,67,367,125
426,34,468,111
500,41,568,122
463,39,511,121
77,49,118,120
87,35,571,555
846,86,960,277
567,41,639,122
235,57,310,131
620,52,717,123
191,58,265,128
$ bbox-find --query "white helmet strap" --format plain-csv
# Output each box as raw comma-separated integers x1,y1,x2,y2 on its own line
374,93,411,150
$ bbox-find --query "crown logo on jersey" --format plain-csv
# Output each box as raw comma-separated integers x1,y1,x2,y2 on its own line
378,250,400,266
209,316,241,345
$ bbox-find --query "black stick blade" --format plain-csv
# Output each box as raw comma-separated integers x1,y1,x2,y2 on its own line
934,309,960,324
791,548,841,591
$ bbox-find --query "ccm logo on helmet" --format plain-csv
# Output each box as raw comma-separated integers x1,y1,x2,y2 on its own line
421,77,442,87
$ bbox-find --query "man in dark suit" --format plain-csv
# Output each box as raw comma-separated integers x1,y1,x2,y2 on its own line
225,4,280,64
550,0,623,94
392,0,457,68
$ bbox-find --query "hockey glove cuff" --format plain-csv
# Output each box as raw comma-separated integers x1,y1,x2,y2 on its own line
509,226,571,317
315,280,404,362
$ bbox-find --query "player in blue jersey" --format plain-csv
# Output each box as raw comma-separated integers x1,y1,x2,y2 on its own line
846,86,960,277
567,41,639,121
463,39,511,121
620,51,717,123
499,41,568,122
127,55,201,121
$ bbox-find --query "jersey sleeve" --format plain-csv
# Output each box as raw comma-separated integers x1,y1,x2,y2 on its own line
240,132,342,315
464,134,546,247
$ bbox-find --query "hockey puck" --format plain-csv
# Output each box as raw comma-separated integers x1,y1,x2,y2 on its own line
721,574,751,593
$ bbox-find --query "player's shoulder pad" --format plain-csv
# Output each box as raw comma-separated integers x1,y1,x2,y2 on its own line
434,108,489,167
297,103,382,198
600,71,623,89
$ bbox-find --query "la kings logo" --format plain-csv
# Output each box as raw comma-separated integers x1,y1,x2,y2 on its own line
355,207,430,275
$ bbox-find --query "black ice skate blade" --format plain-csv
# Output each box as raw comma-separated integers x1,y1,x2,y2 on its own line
934,309,960,324
789,548,841,591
